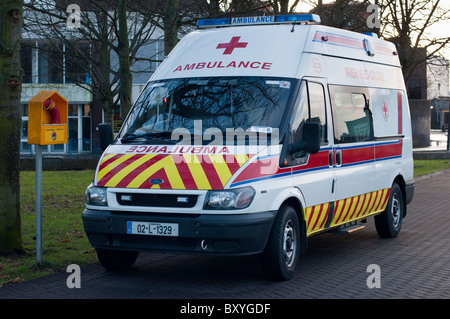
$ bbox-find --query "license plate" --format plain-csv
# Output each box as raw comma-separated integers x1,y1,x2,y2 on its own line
127,221,179,237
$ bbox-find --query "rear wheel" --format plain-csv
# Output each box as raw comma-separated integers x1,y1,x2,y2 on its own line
96,249,139,270
375,183,404,238
262,205,300,281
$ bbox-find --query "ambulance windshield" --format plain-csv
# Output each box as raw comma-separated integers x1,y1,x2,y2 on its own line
120,77,294,145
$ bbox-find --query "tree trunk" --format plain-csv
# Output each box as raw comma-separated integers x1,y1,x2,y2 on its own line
164,0,180,56
94,10,114,127
93,47,113,127
208,0,220,17
278,0,289,14
0,0,24,254
118,0,132,125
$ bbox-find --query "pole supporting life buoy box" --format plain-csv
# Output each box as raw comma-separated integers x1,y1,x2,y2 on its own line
27,90,68,145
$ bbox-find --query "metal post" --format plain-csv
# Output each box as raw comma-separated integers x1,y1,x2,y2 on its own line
36,145,43,265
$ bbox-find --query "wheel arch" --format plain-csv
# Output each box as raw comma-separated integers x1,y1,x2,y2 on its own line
393,174,407,217
282,196,304,220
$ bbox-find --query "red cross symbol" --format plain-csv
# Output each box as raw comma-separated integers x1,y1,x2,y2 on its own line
216,36,248,55
382,100,388,120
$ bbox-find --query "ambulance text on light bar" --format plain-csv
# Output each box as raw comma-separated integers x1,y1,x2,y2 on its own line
197,14,321,28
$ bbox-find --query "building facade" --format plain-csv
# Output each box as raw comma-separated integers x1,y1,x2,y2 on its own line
20,37,164,156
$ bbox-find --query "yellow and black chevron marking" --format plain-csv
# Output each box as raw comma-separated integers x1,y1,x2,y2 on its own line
95,153,251,190
305,188,391,236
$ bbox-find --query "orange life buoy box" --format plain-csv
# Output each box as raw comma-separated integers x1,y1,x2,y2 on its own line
28,90,68,145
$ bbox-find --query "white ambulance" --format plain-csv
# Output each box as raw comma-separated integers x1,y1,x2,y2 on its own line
83,14,415,281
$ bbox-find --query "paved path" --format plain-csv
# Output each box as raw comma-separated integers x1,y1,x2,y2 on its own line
1,169,449,301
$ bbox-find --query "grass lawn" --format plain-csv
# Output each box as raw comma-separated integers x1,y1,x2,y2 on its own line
1,159,450,287
0,170,97,287
413,159,450,177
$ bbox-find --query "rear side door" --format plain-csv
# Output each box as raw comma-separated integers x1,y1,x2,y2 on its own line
327,85,380,227
287,78,335,236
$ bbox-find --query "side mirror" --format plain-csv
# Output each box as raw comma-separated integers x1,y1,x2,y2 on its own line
289,122,321,155
98,123,113,152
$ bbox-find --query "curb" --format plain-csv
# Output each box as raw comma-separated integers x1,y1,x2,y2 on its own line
413,150,450,160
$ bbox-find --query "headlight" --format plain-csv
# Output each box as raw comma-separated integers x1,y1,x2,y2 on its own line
204,186,255,209
85,184,108,206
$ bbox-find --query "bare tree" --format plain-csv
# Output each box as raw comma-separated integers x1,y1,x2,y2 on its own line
24,0,159,125
137,0,275,55
0,0,24,254
378,0,450,84
307,0,449,89
269,0,302,14
117,0,132,118
307,0,374,32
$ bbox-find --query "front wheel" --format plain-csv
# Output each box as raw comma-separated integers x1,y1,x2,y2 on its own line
96,248,139,270
375,183,404,238
262,205,300,281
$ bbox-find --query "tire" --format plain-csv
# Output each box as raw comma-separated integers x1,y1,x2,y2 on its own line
96,248,139,270
262,205,300,281
375,183,404,238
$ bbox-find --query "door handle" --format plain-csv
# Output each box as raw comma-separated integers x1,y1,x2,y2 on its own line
328,150,333,167
336,150,342,167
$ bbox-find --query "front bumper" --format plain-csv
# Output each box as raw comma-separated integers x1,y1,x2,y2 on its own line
82,209,277,256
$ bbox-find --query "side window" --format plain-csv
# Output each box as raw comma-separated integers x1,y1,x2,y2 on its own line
287,80,328,165
308,82,327,144
290,81,327,144
329,85,373,144
290,81,309,144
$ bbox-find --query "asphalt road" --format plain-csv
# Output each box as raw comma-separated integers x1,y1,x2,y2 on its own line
1,169,449,304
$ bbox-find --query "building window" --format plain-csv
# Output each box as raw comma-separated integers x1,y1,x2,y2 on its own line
38,42,63,84
20,42,33,83
149,39,165,72
82,104,92,152
129,39,164,84
20,40,91,84
65,42,91,84
20,104,31,154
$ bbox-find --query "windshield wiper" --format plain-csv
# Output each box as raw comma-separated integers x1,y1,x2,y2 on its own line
121,131,173,143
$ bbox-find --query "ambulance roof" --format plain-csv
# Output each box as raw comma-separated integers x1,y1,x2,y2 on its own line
150,15,400,81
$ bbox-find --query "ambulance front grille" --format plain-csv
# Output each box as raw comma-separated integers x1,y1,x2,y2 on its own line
116,193,198,208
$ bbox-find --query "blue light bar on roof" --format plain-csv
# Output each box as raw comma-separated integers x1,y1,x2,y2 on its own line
197,18,231,28
276,14,321,24
362,32,379,38
197,14,321,28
